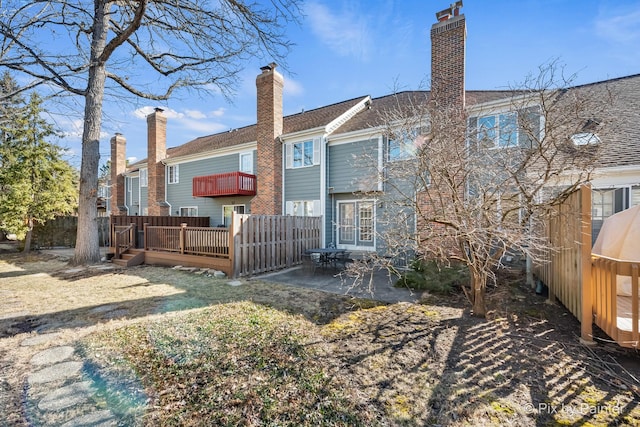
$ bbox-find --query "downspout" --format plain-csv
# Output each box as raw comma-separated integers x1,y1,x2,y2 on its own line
161,160,172,216
320,134,328,247
281,137,286,215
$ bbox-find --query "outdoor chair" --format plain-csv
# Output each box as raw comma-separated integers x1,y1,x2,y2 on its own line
302,252,323,273
330,251,352,270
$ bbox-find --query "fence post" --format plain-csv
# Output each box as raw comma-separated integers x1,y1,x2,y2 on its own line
143,223,148,250
230,212,241,278
180,223,187,254
580,185,594,344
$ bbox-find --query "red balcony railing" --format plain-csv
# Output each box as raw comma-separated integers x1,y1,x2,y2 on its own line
192,171,256,197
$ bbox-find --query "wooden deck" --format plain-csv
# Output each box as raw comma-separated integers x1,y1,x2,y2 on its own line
109,213,321,278
618,296,640,333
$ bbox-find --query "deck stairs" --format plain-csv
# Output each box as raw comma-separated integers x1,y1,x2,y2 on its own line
112,248,145,267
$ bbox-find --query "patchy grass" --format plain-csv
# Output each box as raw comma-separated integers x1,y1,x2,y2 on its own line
81,302,376,426
1,252,640,426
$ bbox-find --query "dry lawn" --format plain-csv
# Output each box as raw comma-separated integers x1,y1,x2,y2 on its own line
1,250,639,426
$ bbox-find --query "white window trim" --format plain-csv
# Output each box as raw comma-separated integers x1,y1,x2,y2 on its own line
285,200,321,216
477,112,519,149
387,129,419,162
285,138,321,169
239,151,254,174
179,206,198,216
168,164,179,184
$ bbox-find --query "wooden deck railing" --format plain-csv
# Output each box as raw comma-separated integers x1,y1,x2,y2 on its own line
110,214,321,278
591,254,639,348
144,223,230,258
114,223,135,260
192,171,257,197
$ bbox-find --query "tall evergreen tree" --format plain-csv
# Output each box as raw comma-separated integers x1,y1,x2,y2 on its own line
0,91,77,252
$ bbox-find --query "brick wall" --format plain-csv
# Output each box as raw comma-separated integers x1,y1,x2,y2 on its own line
430,14,466,109
253,63,284,215
110,133,126,215
147,108,169,216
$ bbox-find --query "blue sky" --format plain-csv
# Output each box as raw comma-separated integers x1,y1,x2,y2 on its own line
50,0,640,167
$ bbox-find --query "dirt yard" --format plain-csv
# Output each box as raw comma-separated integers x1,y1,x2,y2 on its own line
1,250,639,426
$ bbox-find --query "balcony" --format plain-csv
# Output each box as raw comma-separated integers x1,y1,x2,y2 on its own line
192,171,257,197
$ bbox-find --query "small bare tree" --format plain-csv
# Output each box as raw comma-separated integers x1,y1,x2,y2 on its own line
351,63,614,317
0,0,302,265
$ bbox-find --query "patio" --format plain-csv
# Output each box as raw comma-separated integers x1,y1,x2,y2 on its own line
254,265,420,304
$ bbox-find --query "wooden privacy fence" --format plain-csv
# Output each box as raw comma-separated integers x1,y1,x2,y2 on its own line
232,214,322,277
111,214,321,278
533,185,640,348
533,185,593,341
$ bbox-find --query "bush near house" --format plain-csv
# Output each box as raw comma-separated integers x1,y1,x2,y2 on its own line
395,259,469,294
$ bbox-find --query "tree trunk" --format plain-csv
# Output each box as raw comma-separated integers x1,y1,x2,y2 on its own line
471,268,488,318
71,1,110,266
22,218,33,253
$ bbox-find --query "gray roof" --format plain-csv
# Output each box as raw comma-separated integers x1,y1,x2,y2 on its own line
129,75,640,169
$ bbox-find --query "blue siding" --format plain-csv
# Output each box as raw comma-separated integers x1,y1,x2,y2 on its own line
328,139,379,193
166,151,255,224
284,166,321,200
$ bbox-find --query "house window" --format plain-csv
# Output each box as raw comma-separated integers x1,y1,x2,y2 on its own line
294,141,313,167
168,165,179,184
286,200,320,216
223,204,245,227
180,206,198,216
388,129,418,161
140,168,148,187
478,112,518,148
285,139,320,169
240,152,253,174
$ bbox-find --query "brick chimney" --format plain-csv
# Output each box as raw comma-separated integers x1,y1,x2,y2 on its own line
431,1,466,109
253,63,284,215
110,133,126,215
147,108,169,216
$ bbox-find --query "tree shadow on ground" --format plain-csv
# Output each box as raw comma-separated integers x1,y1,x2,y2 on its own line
0,260,386,339
319,283,640,425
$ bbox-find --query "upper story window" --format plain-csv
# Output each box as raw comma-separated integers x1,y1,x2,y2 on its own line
294,140,313,167
140,168,148,187
168,165,179,184
239,152,253,174
285,138,321,169
478,112,518,148
388,129,419,161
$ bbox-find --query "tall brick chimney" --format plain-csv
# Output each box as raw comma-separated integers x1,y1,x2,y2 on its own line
147,107,169,216
253,63,284,215
110,133,126,215
431,1,466,109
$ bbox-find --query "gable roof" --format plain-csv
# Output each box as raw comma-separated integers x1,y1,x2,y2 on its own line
331,90,517,135
129,96,368,168
129,75,640,169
